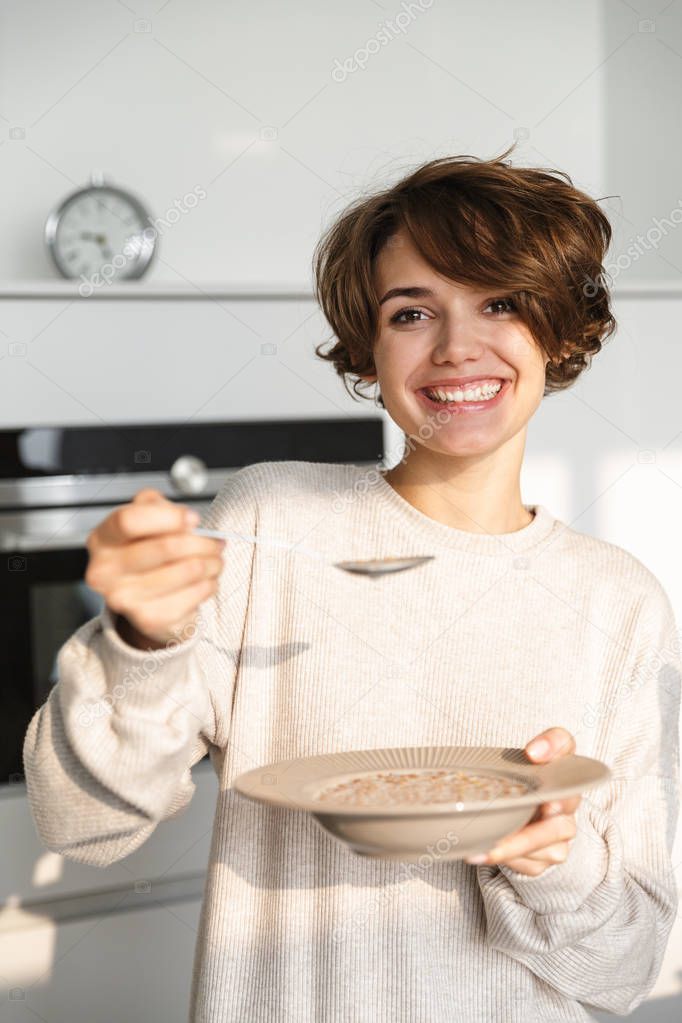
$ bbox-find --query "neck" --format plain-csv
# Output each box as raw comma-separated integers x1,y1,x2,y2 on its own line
381,433,532,535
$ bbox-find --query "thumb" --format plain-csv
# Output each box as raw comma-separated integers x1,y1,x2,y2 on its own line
525,726,576,762
132,488,166,505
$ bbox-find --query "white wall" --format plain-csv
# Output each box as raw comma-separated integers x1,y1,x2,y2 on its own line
0,0,604,285
603,1,682,286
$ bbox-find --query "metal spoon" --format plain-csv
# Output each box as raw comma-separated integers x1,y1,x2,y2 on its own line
192,526,434,577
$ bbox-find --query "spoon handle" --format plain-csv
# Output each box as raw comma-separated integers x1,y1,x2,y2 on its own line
192,525,327,563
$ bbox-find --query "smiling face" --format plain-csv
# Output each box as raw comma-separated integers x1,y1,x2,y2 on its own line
363,230,556,459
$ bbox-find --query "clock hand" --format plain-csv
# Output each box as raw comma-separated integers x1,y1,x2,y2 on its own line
79,232,109,246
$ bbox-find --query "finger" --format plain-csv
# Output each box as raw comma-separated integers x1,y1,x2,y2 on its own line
107,555,224,608
108,533,226,576
500,839,573,872
518,841,571,864
496,794,580,844
131,488,166,504
553,794,582,815
526,802,559,825
86,537,225,594
124,576,218,640
535,795,582,820
497,855,558,877
525,726,576,762
499,799,580,858
100,499,196,545
485,813,576,864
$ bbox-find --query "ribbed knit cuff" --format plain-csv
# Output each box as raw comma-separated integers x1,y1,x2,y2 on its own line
496,803,609,914
97,604,204,715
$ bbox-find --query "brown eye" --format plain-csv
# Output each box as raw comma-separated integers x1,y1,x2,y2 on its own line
485,297,516,315
390,307,428,324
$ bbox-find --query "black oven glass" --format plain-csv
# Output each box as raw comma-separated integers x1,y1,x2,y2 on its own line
30,578,105,699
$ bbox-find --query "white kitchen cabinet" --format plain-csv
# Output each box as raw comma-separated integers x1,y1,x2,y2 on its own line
0,898,203,1023
0,756,218,1017
0,756,218,908
0,296,386,430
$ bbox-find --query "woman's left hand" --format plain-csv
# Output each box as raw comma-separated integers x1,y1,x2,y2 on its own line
465,727,582,876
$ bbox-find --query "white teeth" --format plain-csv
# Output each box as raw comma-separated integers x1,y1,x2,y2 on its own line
425,381,503,403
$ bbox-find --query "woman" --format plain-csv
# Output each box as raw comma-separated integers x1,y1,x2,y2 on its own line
24,145,681,1022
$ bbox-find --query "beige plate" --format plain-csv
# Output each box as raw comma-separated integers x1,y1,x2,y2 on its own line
232,745,612,863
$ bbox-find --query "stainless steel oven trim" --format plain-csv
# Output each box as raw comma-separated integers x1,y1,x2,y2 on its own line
0,460,381,510
0,502,216,551
0,467,239,509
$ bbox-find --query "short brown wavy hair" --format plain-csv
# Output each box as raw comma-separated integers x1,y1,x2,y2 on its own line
313,142,616,408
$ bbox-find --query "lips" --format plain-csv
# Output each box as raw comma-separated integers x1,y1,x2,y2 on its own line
415,378,511,413
418,377,509,389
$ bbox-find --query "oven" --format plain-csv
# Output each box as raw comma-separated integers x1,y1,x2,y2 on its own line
0,416,384,787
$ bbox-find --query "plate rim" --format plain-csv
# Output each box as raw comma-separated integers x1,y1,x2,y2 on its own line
231,744,612,817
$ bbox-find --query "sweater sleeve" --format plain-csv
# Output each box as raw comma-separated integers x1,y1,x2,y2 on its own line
473,581,681,1017
22,466,258,868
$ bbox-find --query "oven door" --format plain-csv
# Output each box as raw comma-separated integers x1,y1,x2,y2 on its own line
1,542,103,784
0,496,216,787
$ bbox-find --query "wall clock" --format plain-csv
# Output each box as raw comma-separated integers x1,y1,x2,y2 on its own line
44,173,156,281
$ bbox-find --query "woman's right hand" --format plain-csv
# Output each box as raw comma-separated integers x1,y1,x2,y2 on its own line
84,488,226,649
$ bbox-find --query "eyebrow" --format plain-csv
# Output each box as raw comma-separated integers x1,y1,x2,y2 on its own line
378,286,435,305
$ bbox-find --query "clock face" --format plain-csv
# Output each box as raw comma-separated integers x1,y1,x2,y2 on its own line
46,185,156,281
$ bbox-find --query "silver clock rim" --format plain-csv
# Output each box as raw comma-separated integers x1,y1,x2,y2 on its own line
44,183,157,281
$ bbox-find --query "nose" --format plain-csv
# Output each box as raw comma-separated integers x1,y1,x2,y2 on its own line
431,315,485,363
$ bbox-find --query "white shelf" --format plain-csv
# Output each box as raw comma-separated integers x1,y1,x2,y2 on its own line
0,280,315,299
0,279,680,300
610,283,682,297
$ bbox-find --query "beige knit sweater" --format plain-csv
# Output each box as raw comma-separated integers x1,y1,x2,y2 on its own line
23,460,681,1022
